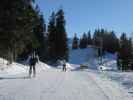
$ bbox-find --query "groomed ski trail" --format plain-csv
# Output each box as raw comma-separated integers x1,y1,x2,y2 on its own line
0,68,132,100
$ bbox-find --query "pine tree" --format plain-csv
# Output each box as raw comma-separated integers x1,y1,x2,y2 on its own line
87,31,92,45
55,9,68,61
106,31,119,53
15,1,41,60
48,12,56,60
0,0,40,63
93,29,104,57
118,33,132,70
79,33,88,48
33,6,48,61
131,37,133,69
127,38,133,69
72,33,78,49
93,29,119,54
93,29,101,47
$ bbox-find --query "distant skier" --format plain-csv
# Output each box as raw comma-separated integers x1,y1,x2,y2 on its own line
29,52,39,77
62,60,67,72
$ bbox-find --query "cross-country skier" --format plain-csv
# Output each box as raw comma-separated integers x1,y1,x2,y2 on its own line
62,60,67,72
29,52,39,77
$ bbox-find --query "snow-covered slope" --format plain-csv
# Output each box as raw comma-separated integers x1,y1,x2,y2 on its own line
0,58,50,77
69,47,117,71
0,63,27,76
102,71,133,97
69,47,133,97
69,47,94,65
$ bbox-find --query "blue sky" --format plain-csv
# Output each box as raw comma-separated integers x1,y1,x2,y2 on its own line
36,0,133,38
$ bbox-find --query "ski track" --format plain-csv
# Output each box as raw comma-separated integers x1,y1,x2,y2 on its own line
82,70,132,100
0,68,132,100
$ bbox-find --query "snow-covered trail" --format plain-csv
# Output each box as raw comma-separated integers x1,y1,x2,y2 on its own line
0,68,132,100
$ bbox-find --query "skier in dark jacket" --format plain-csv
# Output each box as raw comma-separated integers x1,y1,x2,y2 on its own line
62,60,67,72
29,53,38,77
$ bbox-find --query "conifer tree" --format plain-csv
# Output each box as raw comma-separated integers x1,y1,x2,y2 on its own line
87,31,92,45
93,29,101,47
106,31,119,53
72,33,78,49
79,33,88,48
93,29,119,54
55,9,68,60
48,12,56,60
0,0,41,62
33,6,47,61
118,33,132,70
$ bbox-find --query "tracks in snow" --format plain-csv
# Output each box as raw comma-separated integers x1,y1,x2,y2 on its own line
0,68,132,100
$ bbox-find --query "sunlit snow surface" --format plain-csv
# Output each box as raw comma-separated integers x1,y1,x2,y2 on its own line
0,46,133,99
69,47,133,97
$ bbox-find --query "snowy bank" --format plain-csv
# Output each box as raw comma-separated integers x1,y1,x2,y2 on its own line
0,58,51,77
101,71,133,97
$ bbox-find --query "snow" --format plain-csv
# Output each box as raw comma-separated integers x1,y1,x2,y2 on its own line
0,67,132,100
69,47,117,71
56,59,80,71
69,47,133,97
69,48,94,65
0,58,50,77
101,71,133,97
88,70,132,100
0,47,133,99
98,60,117,71
0,63,27,76
57,63,80,71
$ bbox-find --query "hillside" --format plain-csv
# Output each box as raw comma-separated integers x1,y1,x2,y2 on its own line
69,47,117,70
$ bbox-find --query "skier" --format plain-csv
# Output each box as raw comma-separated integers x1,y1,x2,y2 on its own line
62,60,67,72
29,52,39,77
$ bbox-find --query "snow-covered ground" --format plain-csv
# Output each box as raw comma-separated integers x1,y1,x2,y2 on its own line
0,47,133,99
0,58,50,77
0,66,132,100
69,47,133,97
102,71,133,97
69,47,117,70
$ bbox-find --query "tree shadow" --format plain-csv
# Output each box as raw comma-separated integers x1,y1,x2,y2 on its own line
128,91,133,94
0,76,30,80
